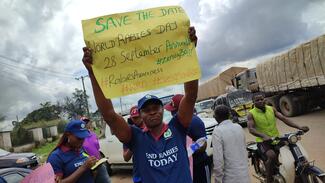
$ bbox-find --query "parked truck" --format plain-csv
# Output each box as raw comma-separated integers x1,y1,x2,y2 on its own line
232,34,325,117
197,67,253,126
197,67,248,101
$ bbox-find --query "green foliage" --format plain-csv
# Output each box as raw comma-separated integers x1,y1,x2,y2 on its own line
32,139,58,163
57,120,68,133
22,119,64,130
21,102,61,123
62,88,89,119
10,119,66,147
11,125,33,146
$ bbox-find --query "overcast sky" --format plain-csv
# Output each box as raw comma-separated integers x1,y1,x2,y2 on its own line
1,0,325,129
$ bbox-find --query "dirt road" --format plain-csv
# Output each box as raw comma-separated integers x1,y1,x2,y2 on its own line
110,109,325,183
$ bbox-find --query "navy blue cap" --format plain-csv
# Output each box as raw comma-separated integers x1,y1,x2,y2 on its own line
138,94,163,110
64,120,90,139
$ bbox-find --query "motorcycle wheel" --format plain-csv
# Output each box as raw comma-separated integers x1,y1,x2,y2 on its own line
253,158,265,176
273,174,286,183
258,160,267,177
304,173,325,183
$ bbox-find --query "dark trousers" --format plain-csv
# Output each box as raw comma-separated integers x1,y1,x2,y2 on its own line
193,160,211,183
95,164,111,183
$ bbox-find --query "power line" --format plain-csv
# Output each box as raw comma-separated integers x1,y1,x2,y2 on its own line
0,54,76,78
0,73,56,90
0,69,77,90
0,54,74,76
0,61,75,79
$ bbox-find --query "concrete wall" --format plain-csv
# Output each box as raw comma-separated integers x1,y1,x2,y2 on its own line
49,126,58,137
30,128,44,142
0,132,12,151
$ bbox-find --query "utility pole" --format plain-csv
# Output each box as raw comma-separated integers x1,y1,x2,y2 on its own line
75,75,90,117
119,97,123,114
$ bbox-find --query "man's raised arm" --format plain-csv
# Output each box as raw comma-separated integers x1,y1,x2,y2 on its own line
177,27,198,128
177,79,198,128
82,47,131,143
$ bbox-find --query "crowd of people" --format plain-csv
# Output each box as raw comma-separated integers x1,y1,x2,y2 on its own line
45,27,310,183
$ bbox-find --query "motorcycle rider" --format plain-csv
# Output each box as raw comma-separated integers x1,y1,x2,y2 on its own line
247,93,309,183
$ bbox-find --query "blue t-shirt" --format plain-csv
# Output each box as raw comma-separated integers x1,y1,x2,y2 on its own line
47,147,94,183
188,115,208,165
126,115,192,183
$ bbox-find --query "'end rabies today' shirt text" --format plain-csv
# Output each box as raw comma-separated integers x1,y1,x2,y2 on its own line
146,146,178,167
126,115,192,183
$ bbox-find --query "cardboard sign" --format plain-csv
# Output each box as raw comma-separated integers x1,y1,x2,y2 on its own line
21,163,55,183
82,6,201,98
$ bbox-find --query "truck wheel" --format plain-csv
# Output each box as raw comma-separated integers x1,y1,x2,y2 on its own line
265,96,280,111
279,95,299,117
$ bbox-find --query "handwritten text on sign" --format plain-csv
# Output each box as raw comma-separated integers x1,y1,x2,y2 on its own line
82,6,201,98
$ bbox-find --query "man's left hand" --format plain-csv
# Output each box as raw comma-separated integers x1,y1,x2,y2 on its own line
188,26,197,46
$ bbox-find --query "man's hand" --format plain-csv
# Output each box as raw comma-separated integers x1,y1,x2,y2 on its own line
188,27,198,46
300,126,309,133
262,135,272,142
82,47,93,73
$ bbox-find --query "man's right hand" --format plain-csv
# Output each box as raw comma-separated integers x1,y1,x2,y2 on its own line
262,135,272,142
82,47,93,73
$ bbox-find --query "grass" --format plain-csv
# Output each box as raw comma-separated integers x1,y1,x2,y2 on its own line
32,139,59,163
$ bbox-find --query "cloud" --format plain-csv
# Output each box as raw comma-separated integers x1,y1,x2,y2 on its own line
0,0,80,121
192,0,325,81
0,0,325,126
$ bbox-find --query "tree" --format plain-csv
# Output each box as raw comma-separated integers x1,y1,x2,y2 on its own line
21,102,61,123
62,88,89,119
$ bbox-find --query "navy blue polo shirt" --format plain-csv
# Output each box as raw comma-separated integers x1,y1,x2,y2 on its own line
47,146,94,183
126,115,192,183
188,115,208,165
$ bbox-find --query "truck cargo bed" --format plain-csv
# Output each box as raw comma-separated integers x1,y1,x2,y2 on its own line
257,35,325,92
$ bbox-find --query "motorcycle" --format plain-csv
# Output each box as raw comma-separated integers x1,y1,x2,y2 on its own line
247,131,325,183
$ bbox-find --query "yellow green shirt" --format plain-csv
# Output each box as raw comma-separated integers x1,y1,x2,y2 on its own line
249,105,280,142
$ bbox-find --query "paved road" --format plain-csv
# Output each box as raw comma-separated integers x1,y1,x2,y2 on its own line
110,109,325,183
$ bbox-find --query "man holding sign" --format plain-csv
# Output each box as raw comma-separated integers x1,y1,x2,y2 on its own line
82,24,198,183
